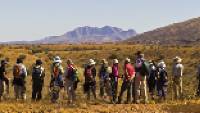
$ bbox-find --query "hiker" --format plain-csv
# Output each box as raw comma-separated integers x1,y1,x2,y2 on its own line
99,59,112,100
196,63,200,96
32,59,45,101
118,58,135,104
0,60,9,100
110,59,119,103
13,58,27,100
64,59,78,105
172,56,184,99
49,56,64,103
83,59,97,100
134,51,149,104
147,60,158,100
157,60,168,101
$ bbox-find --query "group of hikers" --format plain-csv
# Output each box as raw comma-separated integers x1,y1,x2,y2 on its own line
0,51,199,105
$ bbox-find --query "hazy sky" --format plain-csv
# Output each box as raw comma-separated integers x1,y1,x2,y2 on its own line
0,0,200,42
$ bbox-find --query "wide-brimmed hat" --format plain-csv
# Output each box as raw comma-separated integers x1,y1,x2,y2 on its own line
67,59,74,65
125,58,131,63
36,59,42,65
173,56,182,63
88,59,96,65
101,59,108,64
113,59,119,64
53,56,62,63
158,61,166,68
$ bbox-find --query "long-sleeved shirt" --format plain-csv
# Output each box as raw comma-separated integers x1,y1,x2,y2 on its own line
172,63,184,77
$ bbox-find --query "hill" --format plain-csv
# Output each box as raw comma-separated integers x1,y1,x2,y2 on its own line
127,17,200,44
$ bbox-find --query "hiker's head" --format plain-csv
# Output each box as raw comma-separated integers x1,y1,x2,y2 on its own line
1,60,7,66
53,56,62,64
17,58,23,64
113,59,119,65
125,58,131,64
67,59,73,65
173,56,182,64
101,59,108,67
36,59,42,65
88,59,96,66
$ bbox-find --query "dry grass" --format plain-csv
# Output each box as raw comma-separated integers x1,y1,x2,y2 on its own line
0,44,200,113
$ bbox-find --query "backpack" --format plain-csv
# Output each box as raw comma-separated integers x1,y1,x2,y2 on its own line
13,64,21,78
53,66,59,78
66,66,76,81
86,67,92,77
32,66,43,80
135,59,143,70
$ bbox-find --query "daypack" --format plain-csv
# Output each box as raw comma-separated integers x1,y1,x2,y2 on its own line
159,69,168,82
135,59,149,76
66,66,76,81
85,67,92,77
53,66,59,78
32,66,43,80
13,64,21,78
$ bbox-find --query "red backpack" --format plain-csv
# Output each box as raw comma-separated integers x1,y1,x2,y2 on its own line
85,67,92,77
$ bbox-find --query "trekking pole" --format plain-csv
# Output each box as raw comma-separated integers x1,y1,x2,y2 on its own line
171,73,173,101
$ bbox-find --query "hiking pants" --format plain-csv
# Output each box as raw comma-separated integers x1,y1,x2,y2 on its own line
66,80,76,103
148,78,156,99
157,81,167,100
100,78,112,97
111,77,118,102
85,81,96,100
135,72,148,103
32,82,43,101
118,80,132,103
14,85,26,100
173,77,182,99
0,79,4,97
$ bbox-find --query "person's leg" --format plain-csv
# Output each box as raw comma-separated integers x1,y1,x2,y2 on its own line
179,77,183,98
173,79,178,99
141,76,148,103
99,79,104,97
37,84,43,101
197,80,200,96
126,80,132,103
14,85,19,100
118,80,127,104
135,73,141,103
21,85,26,100
4,77,9,95
91,84,97,100
32,83,37,101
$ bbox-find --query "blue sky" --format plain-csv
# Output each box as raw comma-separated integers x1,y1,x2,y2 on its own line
0,0,200,41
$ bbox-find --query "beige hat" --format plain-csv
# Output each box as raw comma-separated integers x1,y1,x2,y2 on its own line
125,58,131,63
88,59,96,65
174,56,182,63
101,59,108,64
53,56,62,63
113,59,119,64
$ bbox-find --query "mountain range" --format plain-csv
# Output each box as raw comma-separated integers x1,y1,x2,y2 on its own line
127,17,200,44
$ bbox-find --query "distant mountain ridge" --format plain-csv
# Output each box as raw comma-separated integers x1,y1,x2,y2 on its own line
38,26,136,44
126,17,200,44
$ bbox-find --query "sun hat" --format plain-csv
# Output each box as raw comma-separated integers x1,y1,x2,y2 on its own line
113,59,119,64
173,56,182,63
125,58,131,63
101,59,108,64
53,56,62,63
88,59,96,65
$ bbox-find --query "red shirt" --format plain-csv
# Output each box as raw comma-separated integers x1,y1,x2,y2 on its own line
124,63,135,79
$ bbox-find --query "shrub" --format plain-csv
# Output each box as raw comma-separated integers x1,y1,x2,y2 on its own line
19,54,27,60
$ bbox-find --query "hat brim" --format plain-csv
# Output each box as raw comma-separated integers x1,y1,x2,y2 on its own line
54,60,62,63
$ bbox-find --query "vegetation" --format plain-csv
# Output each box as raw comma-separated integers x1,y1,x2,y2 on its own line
0,44,200,113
